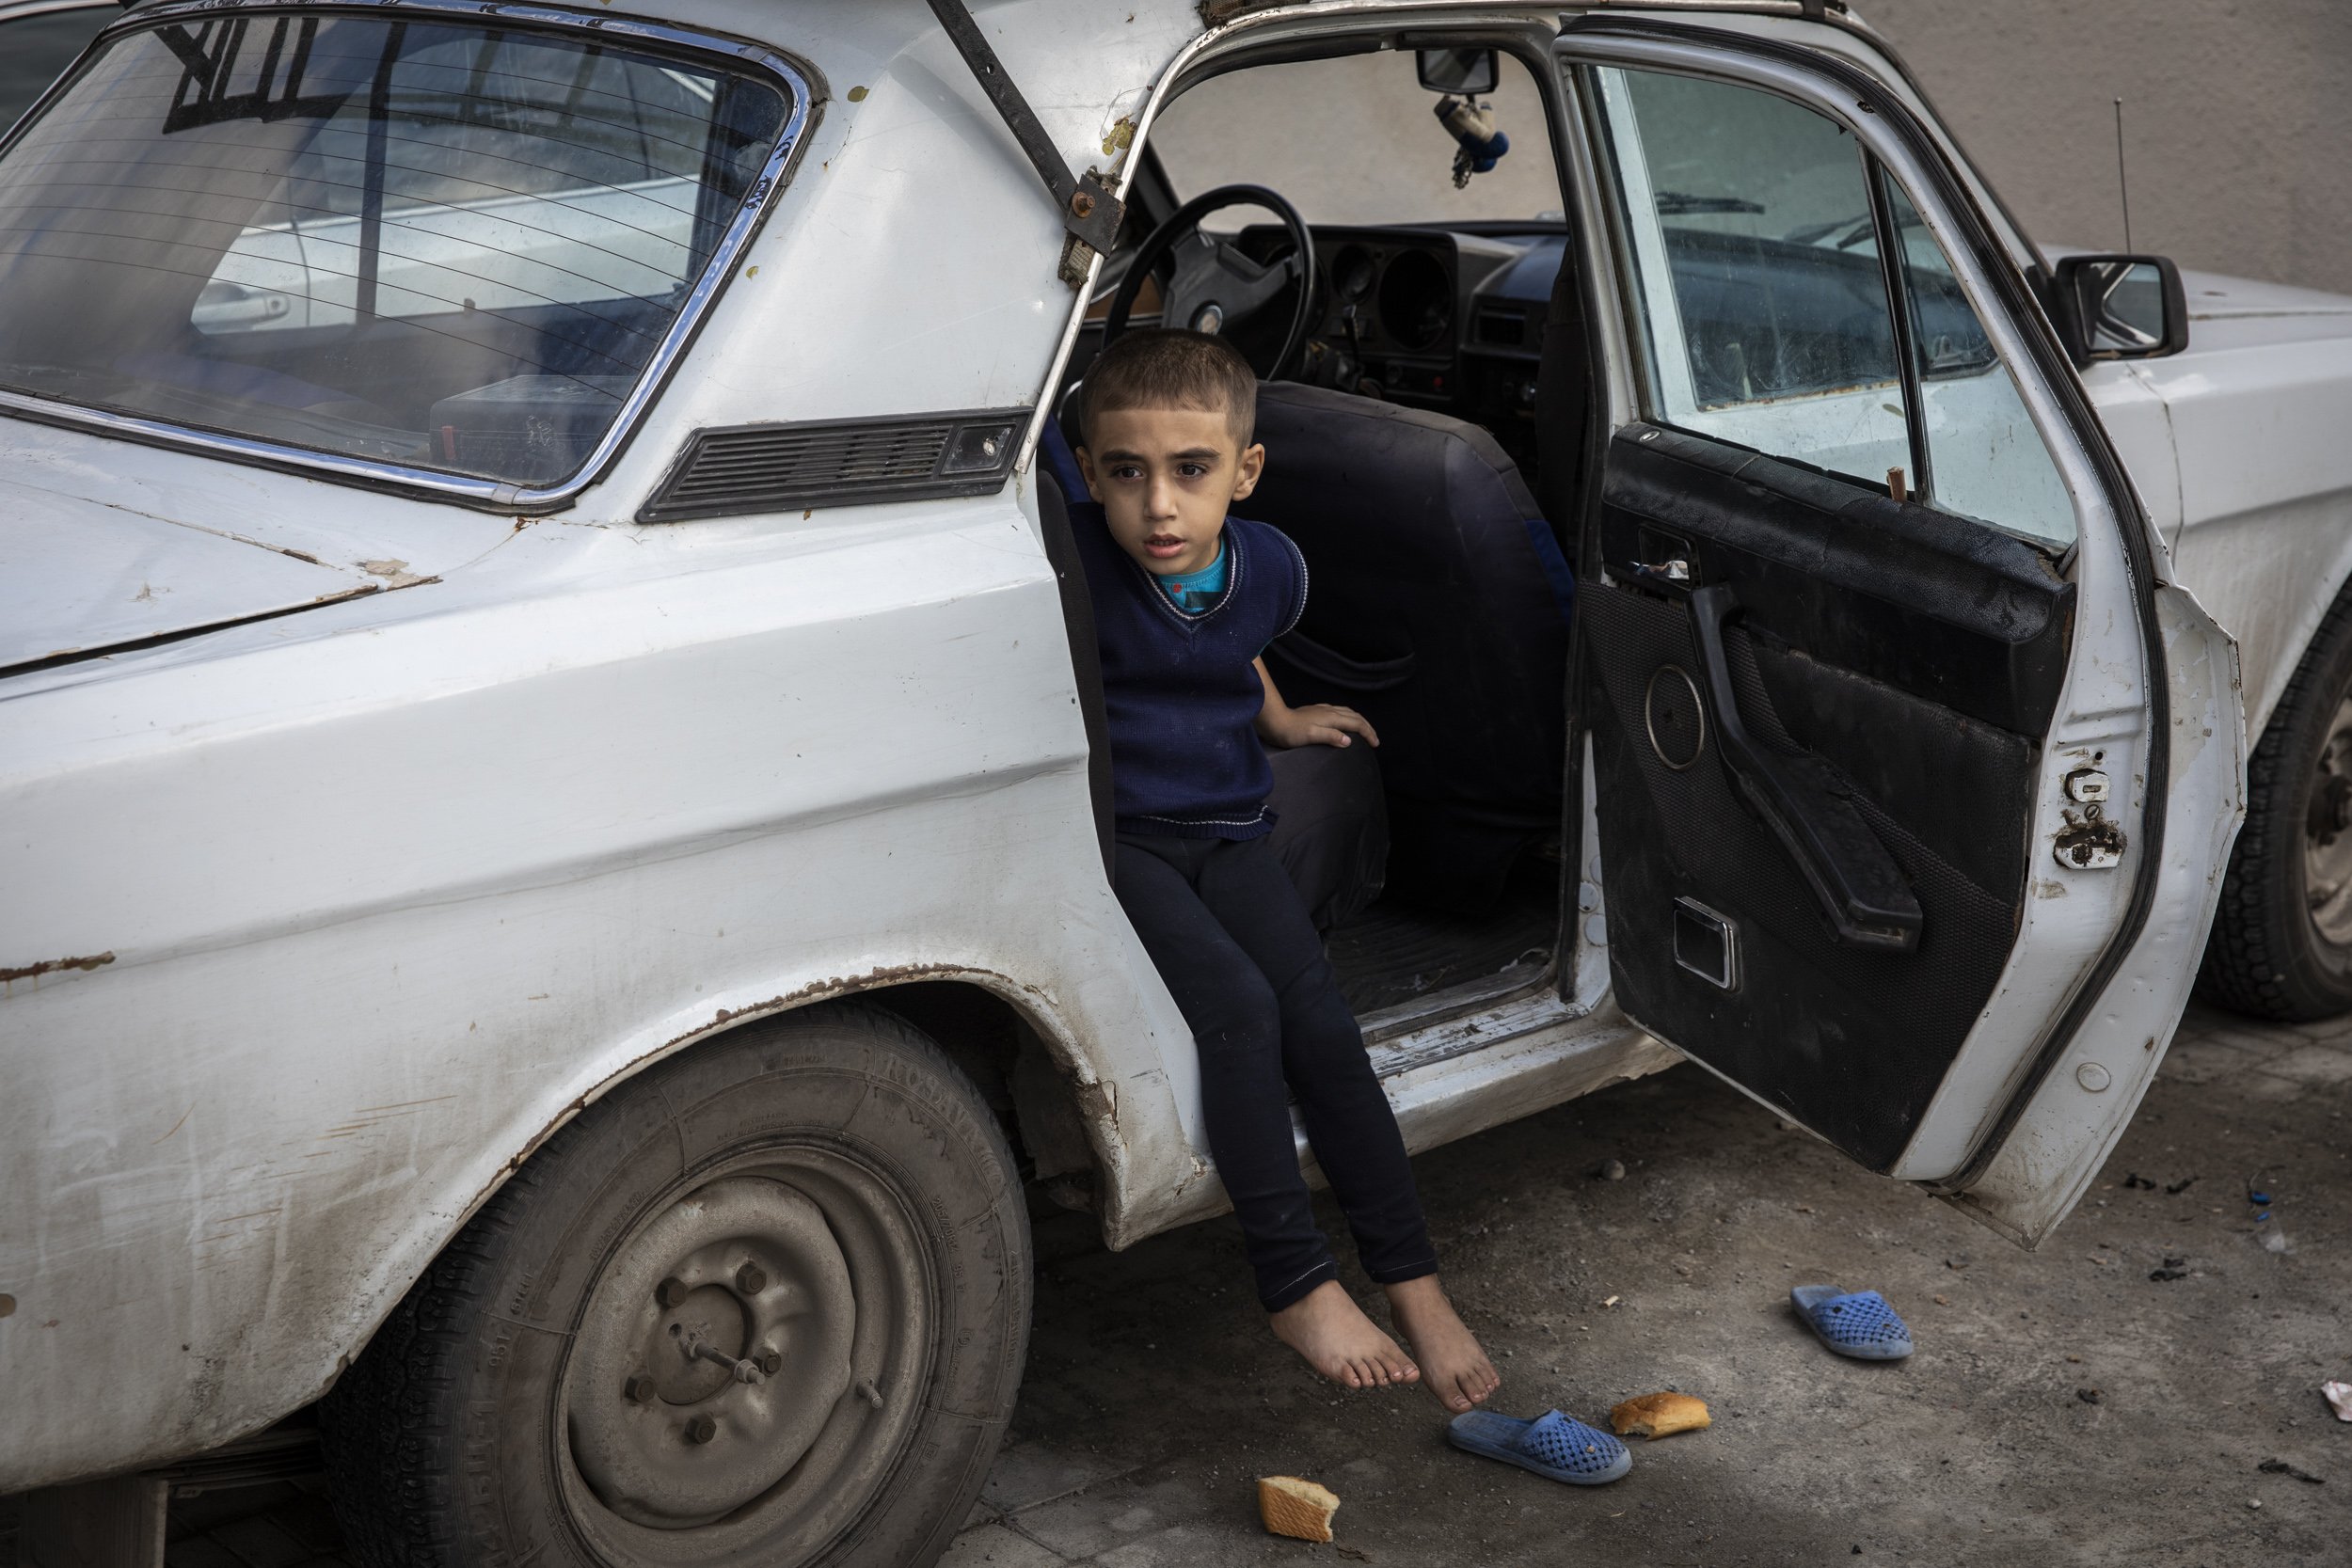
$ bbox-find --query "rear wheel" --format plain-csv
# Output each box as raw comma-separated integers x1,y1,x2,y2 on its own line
2201,586,2352,1020
322,1002,1029,1568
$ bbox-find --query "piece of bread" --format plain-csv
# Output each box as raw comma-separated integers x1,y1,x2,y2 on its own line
1609,1391,1712,1439
1257,1475,1340,1543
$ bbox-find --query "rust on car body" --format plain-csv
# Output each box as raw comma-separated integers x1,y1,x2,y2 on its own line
1,950,115,985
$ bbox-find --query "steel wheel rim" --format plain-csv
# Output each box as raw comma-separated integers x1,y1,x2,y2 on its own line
553,1144,936,1567
566,1176,857,1528
2305,694,2352,948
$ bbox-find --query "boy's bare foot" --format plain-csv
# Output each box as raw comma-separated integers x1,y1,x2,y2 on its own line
1384,1275,1500,1414
1268,1280,1422,1391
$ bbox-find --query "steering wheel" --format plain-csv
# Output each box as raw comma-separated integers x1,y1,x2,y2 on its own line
1101,183,1320,381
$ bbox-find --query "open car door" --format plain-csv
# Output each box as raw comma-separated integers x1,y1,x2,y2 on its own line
1552,20,2244,1246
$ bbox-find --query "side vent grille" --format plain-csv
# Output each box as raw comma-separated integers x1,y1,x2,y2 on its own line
640,407,1029,522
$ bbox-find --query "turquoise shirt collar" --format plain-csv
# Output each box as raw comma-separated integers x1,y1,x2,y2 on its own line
1154,536,1230,615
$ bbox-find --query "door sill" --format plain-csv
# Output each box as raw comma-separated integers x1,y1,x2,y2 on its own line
1359,959,1552,1049
1364,963,1592,1079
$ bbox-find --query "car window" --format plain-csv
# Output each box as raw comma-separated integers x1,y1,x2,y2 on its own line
0,3,110,133
1593,66,1910,491
0,11,789,488
1880,177,2076,548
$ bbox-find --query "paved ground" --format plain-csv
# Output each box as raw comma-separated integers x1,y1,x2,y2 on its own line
951,1001,2350,1568
9,1004,2346,1568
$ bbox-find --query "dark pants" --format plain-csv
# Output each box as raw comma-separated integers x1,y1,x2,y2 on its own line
1114,832,1438,1310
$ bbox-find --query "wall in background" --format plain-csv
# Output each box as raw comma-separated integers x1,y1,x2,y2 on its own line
1860,0,2352,293
1151,6,2352,294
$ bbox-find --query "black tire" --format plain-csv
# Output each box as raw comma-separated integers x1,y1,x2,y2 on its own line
321,1002,1030,1568
2199,583,2352,1020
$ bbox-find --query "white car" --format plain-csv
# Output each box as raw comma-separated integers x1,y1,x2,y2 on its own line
3,0,2329,1561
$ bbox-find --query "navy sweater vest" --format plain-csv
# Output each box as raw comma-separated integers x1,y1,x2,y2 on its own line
1052,436,1309,840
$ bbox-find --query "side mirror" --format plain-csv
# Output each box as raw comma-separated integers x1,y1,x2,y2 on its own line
2052,253,2189,362
1416,47,1498,96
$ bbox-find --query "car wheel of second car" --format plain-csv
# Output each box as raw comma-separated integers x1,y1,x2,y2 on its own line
2201,584,2352,1021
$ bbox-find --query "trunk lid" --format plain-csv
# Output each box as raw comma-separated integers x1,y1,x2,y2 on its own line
0,477,425,675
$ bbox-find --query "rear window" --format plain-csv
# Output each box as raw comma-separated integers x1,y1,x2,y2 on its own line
0,7,792,490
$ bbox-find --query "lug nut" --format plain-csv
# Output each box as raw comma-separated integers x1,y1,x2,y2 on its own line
656,1276,690,1308
735,1263,767,1295
624,1374,658,1403
683,1415,718,1445
757,1348,783,1375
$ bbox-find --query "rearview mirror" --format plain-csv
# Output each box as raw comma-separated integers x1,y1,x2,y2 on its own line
1416,47,1497,96
2052,253,2189,361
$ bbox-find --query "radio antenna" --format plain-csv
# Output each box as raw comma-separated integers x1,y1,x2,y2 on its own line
2114,97,2134,252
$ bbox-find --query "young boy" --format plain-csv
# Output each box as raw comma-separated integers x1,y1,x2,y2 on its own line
1060,328,1501,1413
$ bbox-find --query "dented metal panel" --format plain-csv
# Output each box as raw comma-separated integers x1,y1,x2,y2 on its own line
2121,264,2352,739
0,483,1188,1489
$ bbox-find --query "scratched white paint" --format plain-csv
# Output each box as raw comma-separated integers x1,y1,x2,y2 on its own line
2117,265,2352,740
0,0,2273,1497
1951,583,2246,1245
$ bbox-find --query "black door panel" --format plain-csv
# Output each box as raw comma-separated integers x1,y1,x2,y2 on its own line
1583,583,2033,1167
1742,631,2035,901
1585,428,2051,1170
1600,426,2074,735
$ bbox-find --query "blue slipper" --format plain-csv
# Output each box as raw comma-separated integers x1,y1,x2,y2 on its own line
1790,1284,1914,1359
1446,1408,1631,1485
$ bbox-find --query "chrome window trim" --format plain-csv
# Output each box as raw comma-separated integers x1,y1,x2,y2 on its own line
0,0,814,513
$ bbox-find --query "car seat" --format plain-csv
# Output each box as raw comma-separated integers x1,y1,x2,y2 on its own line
1242,382,1574,912
1265,739,1388,932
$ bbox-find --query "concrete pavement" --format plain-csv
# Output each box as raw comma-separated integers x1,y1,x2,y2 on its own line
947,1002,2349,1566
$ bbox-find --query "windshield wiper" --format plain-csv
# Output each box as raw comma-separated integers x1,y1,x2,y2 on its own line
1783,213,1877,250
1656,191,1766,216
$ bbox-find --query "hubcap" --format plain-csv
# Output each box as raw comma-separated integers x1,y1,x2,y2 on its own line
567,1177,856,1528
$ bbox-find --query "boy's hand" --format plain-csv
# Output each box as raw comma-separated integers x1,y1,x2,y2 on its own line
1262,702,1379,751
1251,656,1378,750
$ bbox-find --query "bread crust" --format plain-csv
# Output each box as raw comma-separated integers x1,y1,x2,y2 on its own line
1257,1475,1340,1542
1609,1391,1712,1439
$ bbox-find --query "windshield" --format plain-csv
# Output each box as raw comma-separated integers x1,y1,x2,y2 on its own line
1152,49,1562,229
0,8,789,489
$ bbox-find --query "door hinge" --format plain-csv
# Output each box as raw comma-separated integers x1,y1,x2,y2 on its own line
924,0,1126,284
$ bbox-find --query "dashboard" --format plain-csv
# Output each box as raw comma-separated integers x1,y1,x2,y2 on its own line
1232,222,1568,460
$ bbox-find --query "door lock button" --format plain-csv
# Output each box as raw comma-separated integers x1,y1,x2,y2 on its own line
2064,768,2109,803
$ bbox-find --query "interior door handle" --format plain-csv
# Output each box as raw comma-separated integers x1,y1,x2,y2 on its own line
1687,584,1924,953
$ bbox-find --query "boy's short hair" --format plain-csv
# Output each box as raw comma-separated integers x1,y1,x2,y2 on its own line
1080,328,1257,450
